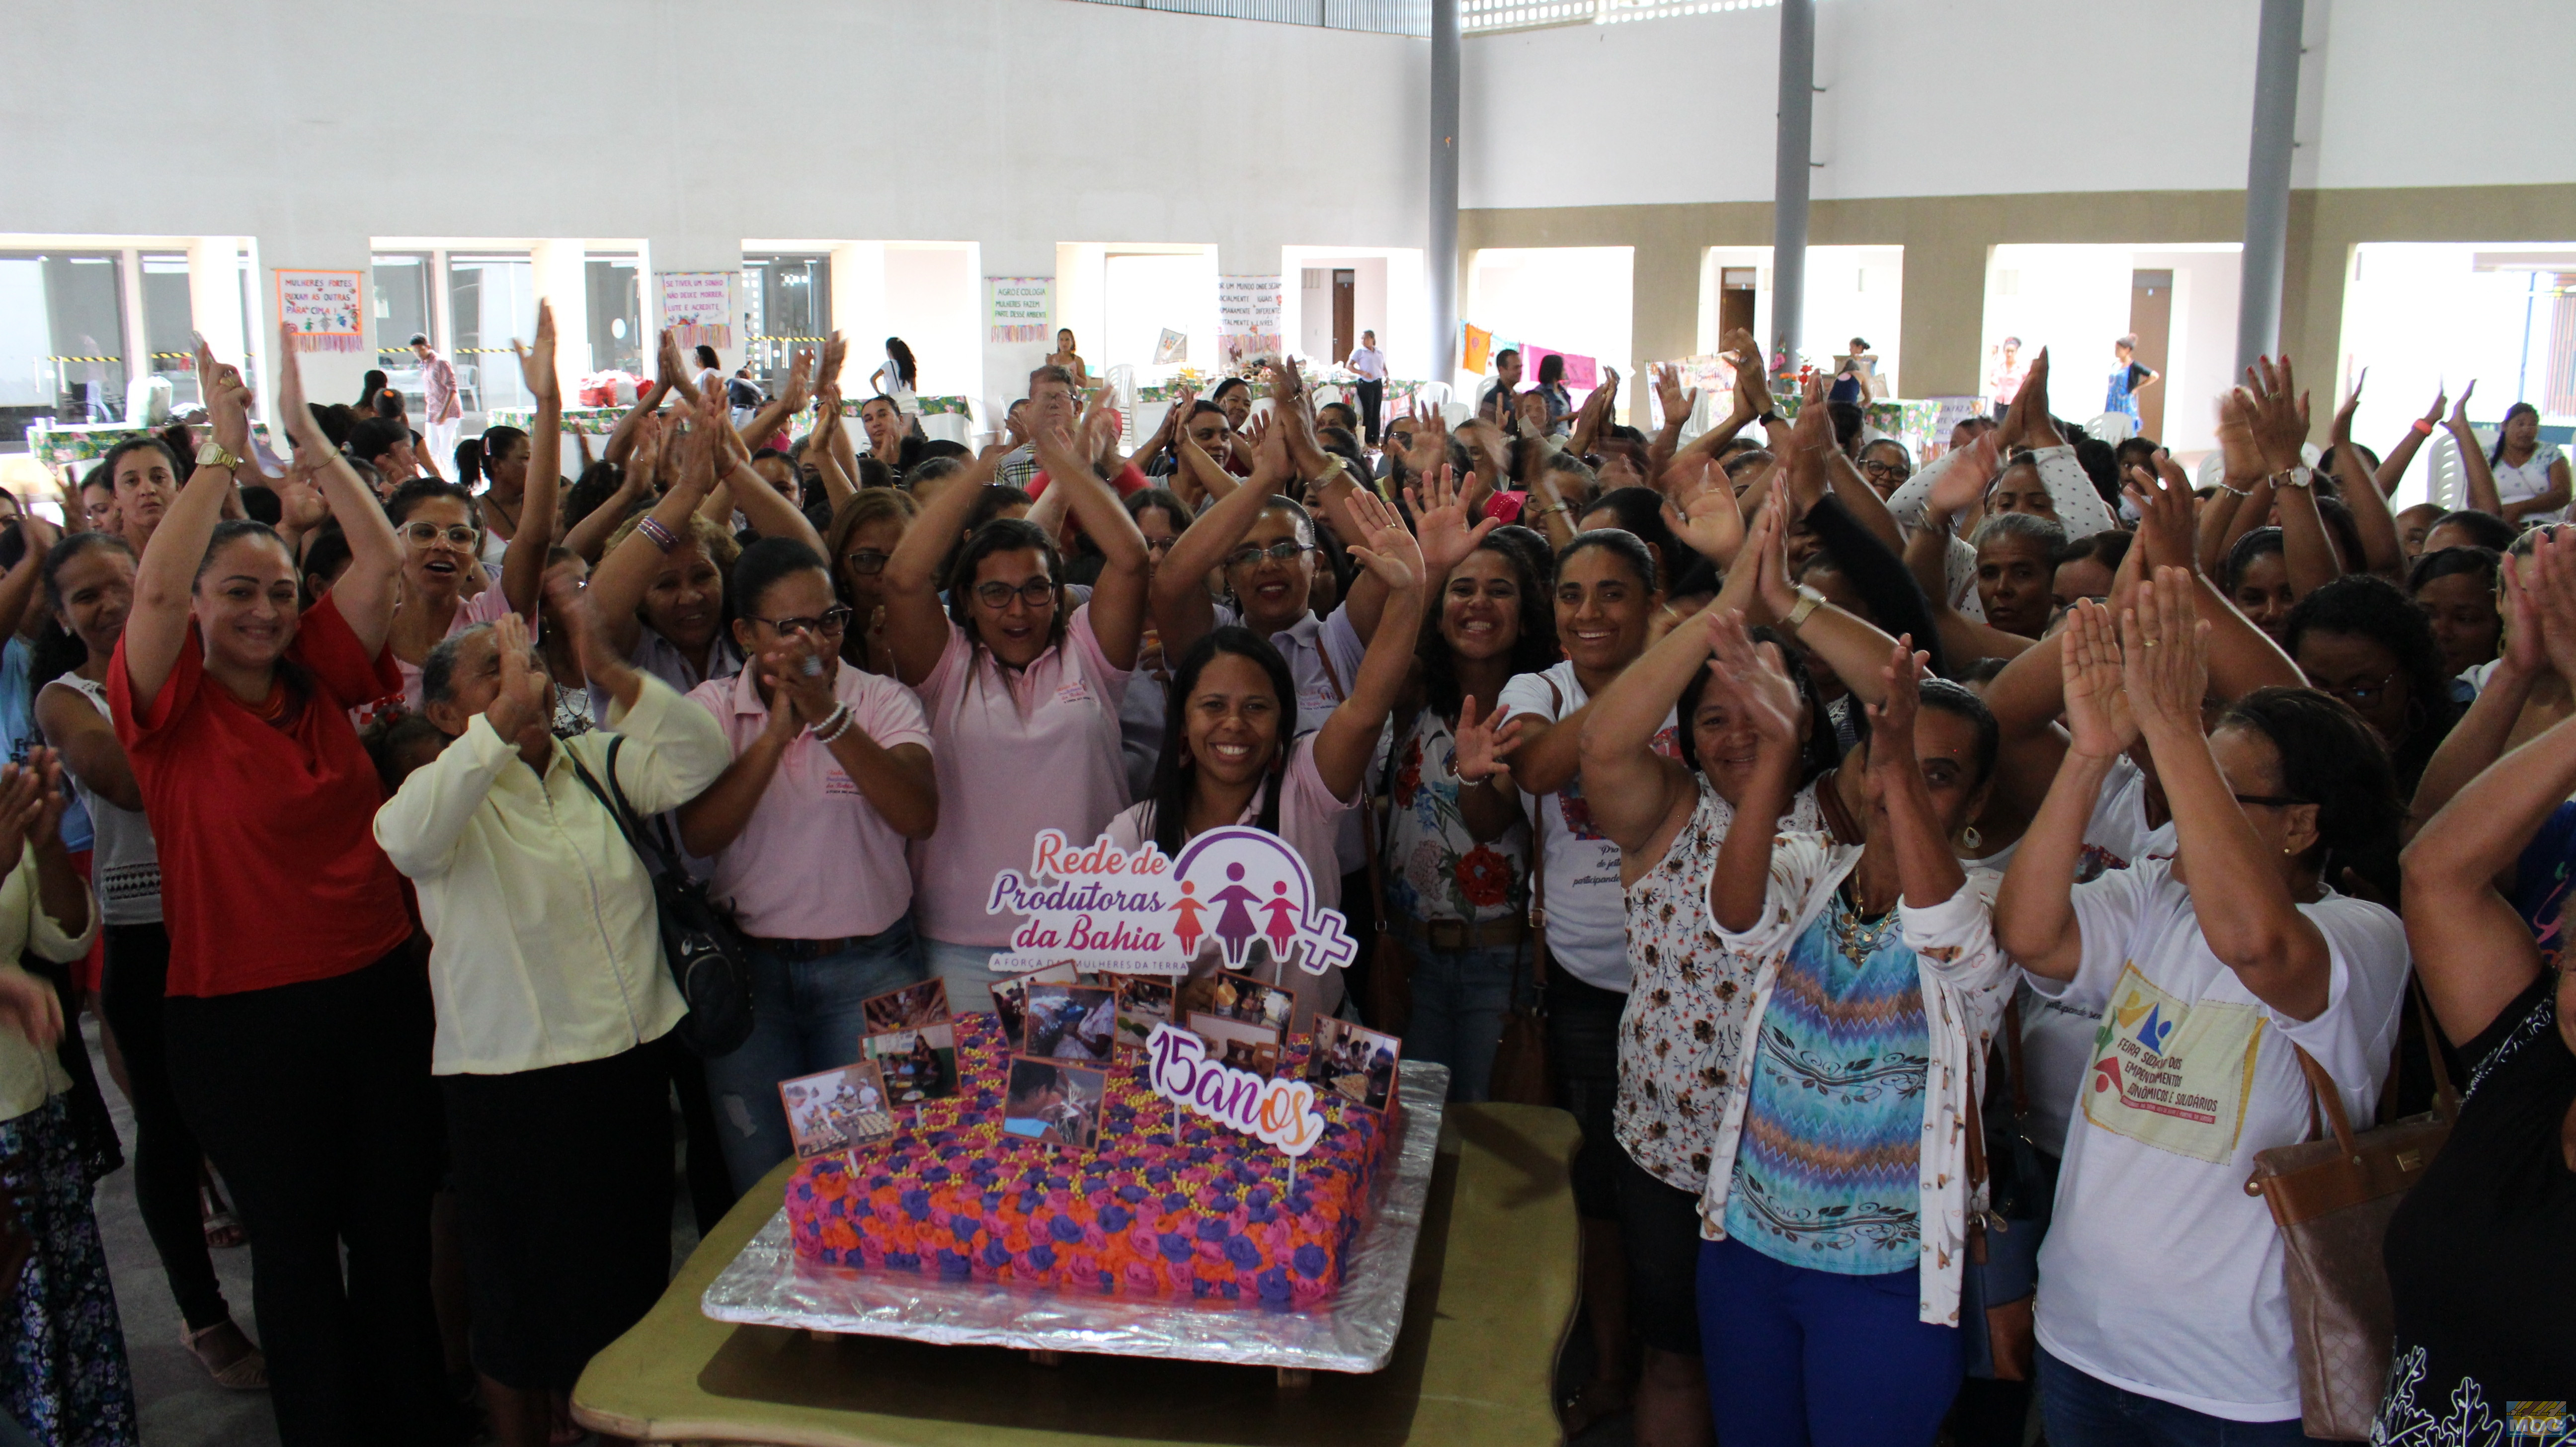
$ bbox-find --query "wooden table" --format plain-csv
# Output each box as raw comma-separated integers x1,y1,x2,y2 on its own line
571,1102,1581,1447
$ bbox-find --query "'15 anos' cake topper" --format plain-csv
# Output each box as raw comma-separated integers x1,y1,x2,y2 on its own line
985,826,1358,978
1144,1023,1325,1158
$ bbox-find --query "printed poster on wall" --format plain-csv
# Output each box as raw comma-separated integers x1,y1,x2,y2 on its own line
987,277,1052,344
656,272,736,351
1217,275,1284,371
276,270,364,353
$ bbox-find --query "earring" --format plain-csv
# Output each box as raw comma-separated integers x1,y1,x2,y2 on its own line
1961,824,1982,851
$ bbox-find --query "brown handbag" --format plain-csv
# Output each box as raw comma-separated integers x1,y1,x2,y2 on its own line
2244,982,2457,1442
1485,679,1561,1108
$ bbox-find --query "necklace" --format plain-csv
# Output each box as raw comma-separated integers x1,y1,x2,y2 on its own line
1829,882,1896,969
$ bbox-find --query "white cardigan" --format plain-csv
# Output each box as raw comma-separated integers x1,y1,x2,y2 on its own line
1694,833,2014,1326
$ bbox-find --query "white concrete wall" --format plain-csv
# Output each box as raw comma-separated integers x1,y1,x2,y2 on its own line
1461,0,2576,208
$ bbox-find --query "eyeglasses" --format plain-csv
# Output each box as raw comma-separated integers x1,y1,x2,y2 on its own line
1143,537,1177,558
1860,460,1913,482
843,549,892,576
402,522,478,548
2232,793,2309,810
753,606,855,637
2304,671,2394,708
973,578,1058,610
1225,541,1312,569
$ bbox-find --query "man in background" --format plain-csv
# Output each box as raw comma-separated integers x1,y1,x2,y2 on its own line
1347,328,1387,446
409,333,462,469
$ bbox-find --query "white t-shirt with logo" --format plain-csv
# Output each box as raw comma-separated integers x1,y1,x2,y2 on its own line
1496,660,1676,992
2029,857,2408,1421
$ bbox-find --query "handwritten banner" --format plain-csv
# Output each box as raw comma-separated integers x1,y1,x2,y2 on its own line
1217,276,1283,371
277,270,364,353
656,272,735,351
987,276,1052,345
984,826,1356,979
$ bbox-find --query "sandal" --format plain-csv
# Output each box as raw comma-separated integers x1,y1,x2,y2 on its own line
183,1320,269,1391
1558,1377,1632,1437
200,1175,246,1250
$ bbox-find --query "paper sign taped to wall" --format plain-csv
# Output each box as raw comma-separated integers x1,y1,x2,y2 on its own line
1217,276,1283,370
277,270,364,353
988,277,1052,344
657,272,736,351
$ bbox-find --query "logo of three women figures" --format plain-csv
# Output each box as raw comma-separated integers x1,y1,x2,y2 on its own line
1173,862,1303,968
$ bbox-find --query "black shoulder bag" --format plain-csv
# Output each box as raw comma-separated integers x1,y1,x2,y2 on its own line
566,734,756,1057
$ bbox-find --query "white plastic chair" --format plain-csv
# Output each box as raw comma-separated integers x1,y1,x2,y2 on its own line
2084,412,2135,446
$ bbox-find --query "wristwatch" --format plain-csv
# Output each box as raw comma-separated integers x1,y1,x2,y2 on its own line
195,441,240,472
2272,467,2313,490
1785,583,1827,629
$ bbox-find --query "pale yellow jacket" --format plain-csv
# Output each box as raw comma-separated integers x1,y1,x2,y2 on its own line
0,843,101,1121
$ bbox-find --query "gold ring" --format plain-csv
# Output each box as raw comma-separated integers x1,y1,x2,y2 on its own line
2143,639,2161,647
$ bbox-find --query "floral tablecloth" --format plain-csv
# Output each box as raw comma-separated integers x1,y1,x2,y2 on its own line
26,421,276,473
484,407,626,437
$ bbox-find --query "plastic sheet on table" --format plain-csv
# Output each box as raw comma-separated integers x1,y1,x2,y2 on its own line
700,1059,1450,1373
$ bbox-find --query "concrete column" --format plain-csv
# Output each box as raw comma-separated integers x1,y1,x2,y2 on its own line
251,234,373,426
116,249,148,402
1771,0,1815,377
528,240,591,399
1429,0,1461,395
2236,0,2302,373
646,236,745,378
187,238,246,371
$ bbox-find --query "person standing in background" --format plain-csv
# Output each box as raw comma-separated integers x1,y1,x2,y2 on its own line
1347,329,1388,446
410,335,463,470
870,338,921,424
2104,334,2158,424
1988,337,2026,417
1478,348,1524,421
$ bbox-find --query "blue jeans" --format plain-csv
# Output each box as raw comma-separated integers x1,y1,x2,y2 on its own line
702,916,926,1193
920,936,1014,1017
1698,1234,1962,1447
1398,936,1522,1103
2037,1349,2308,1447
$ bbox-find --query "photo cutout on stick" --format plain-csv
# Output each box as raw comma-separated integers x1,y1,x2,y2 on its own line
1020,983,1117,1064
863,1021,959,1106
860,978,953,1037
1187,1011,1283,1080
1109,974,1173,1050
1175,970,1292,1034
1002,1054,1106,1151
779,1061,897,1159
1305,1017,1401,1114
991,977,1032,1052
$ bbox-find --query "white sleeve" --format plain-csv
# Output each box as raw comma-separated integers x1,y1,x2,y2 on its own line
1901,868,2013,999
2028,858,2158,1011
2032,445,2119,540
1884,457,1942,535
373,718,514,879
1495,669,1560,726
2269,897,2411,1119
1709,831,1845,960
1947,535,1985,621
593,672,736,816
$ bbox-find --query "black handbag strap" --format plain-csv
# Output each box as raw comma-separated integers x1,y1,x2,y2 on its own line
565,734,651,862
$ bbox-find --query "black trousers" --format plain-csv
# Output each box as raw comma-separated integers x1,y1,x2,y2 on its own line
1354,379,1385,444
97,921,230,1332
163,946,448,1447
443,1043,671,1392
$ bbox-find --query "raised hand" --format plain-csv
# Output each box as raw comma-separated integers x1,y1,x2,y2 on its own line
1748,484,1800,618
2249,355,2309,473
2120,566,2210,739
2214,388,2266,483
1927,430,1995,522
0,964,62,1052
1863,636,1929,784
481,613,552,746
1404,464,1498,582
1663,453,1746,566
2447,380,2480,437
657,327,686,392
1402,407,1450,482
2122,460,2195,572
1653,363,1698,430
2419,386,2448,430
512,300,560,408
2331,367,2366,449
21,748,66,854
1342,487,1425,595
782,348,815,416
2519,526,2576,685
191,333,253,461
275,319,326,455
1452,696,1523,784
759,628,839,727
1701,609,1804,747
0,763,37,870
1999,347,2053,452
2059,599,2138,760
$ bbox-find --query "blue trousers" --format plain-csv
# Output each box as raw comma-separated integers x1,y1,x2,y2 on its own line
1397,937,1521,1103
2037,1348,2309,1446
702,916,926,1193
1697,1234,1962,1447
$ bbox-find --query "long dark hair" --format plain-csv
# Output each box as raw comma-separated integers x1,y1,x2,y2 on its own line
1148,628,1292,857
884,336,918,390
1417,535,1557,722
2281,574,2458,793
356,369,388,408
29,531,134,689
2218,685,2405,899
2490,402,2541,465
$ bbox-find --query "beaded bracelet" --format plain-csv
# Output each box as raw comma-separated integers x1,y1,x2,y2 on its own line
809,702,857,744
636,515,680,553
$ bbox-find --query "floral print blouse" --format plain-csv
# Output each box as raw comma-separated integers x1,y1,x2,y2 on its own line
1383,709,1529,927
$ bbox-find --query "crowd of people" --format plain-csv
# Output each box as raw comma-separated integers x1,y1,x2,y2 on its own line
0,297,2564,1447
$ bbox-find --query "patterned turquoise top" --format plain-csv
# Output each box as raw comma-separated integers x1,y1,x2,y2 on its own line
1722,888,1930,1274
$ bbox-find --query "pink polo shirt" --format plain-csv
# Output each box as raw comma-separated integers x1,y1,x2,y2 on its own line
909,603,1132,946
1103,736,1357,1030
687,665,933,940
393,585,525,713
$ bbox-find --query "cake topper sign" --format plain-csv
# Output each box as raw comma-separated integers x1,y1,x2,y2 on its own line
1144,1024,1324,1158
985,826,1357,978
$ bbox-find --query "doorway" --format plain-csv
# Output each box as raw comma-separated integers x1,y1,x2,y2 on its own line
1719,267,1758,344
2129,268,2173,442
1331,269,1356,364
